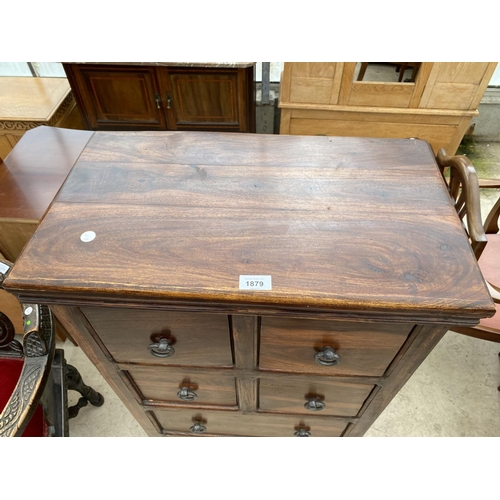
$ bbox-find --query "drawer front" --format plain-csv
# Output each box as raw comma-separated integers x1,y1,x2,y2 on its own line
81,307,233,367
126,367,237,407
153,409,348,437
259,376,374,417
260,318,412,376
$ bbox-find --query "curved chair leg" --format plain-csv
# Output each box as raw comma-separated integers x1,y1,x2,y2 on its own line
66,364,104,419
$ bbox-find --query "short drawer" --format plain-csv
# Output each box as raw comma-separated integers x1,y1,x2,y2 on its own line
259,317,413,376
258,376,374,417
81,307,233,367
126,367,237,407
153,409,348,437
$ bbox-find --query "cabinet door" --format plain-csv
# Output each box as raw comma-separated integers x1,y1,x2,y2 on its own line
64,64,166,130
159,67,254,132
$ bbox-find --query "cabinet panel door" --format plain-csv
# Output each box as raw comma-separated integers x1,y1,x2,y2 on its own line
67,65,166,130
160,68,251,132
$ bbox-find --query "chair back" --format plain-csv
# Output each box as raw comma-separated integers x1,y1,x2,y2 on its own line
436,149,487,260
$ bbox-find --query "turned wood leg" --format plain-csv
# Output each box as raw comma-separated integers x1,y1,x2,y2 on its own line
66,364,104,419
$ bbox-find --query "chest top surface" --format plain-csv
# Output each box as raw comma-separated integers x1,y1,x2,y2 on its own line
5,131,495,323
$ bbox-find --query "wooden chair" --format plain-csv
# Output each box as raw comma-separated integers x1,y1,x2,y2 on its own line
436,149,500,386
0,257,104,436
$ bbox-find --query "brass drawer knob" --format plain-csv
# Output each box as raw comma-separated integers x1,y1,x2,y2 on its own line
314,346,340,366
304,398,325,411
148,338,175,358
177,387,198,401
294,428,311,437
190,421,206,433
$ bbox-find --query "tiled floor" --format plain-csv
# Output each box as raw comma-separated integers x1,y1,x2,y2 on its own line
60,139,500,437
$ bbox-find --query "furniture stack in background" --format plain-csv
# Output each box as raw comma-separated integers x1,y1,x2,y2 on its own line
278,62,497,155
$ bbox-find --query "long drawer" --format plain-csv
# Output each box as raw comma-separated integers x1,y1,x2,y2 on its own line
259,317,413,376
152,409,348,437
81,307,233,367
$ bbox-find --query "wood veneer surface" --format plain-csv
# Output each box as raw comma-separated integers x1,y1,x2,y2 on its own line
0,126,93,220
5,131,495,324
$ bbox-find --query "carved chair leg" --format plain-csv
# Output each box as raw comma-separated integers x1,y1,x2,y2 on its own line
66,364,104,419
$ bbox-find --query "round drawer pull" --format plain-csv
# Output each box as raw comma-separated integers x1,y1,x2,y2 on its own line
177,387,198,401
314,346,340,366
304,398,325,411
294,428,311,437
190,421,206,434
148,338,175,358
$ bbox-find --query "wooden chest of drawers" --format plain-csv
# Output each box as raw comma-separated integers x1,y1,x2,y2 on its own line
4,131,495,436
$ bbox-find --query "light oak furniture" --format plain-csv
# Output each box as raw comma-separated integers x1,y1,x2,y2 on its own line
279,62,497,155
63,63,255,133
0,77,85,162
3,131,495,437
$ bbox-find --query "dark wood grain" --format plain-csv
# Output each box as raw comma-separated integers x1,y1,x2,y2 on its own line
64,65,166,130
0,126,92,262
259,317,412,376
5,131,496,437
0,126,93,221
258,376,374,417
64,64,255,133
161,69,243,129
231,315,258,411
5,132,495,323
231,315,258,369
80,307,233,367
50,305,160,435
125,366,237,406
153,408,348,437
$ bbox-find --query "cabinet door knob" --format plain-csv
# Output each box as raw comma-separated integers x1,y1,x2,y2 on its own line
304,398,325,411
166,93,172,109
314,346,341,366
177,387,198,401
190,421,206,433
294,428,311,437
154,92,161,109
148,338,175,358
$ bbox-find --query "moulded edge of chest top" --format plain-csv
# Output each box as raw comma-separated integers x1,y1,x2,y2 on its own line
3,287,492,328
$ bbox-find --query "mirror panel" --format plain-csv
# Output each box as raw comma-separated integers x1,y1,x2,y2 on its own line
354,63,422,83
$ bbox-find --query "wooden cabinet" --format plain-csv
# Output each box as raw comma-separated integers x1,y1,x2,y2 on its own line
279,62,498,155
4,131,495,437
0,127,93,341
63,63,255,133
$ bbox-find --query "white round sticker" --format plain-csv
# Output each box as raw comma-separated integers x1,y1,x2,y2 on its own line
24,307,33,315
80,231,96,242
